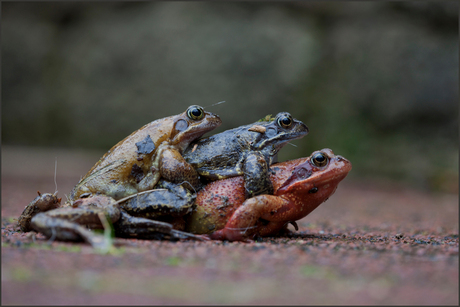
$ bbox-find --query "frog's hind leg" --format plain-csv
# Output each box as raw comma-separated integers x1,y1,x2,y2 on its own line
114,210,207,241
31,213,110,249
30,196,121,249
209,194,289,241
118,180,196,220
114,210,174,239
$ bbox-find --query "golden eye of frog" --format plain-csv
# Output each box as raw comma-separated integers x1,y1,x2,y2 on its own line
69,105,221,201
183,112,308,198
186,148,352,241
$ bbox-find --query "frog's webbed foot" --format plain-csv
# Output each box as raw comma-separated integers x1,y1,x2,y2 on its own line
243,153,274,198
170,229,210,241
17,191,62,232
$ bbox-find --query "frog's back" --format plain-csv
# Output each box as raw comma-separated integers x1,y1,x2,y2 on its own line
185,124,257,160
183,127,250,168
82,116,177,179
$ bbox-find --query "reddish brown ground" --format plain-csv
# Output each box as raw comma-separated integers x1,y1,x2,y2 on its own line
1,146,458,305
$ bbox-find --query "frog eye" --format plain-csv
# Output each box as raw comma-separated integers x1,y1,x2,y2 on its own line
187,105,205,120
311,152,329,167
277,113,293,128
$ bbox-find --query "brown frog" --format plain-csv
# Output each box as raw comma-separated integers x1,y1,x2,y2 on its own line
70,105,221,201
18,105,221,240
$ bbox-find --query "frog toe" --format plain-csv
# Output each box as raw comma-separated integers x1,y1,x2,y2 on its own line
170,229,210,241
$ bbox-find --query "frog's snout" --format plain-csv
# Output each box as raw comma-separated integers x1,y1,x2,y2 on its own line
299,121,309,134
334,155,352,173
335,155,350,164
206,111,222,125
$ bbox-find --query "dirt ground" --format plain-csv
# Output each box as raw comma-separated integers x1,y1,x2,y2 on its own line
1,146,458,305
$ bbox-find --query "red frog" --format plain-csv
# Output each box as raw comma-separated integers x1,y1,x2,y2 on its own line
186,148,351,241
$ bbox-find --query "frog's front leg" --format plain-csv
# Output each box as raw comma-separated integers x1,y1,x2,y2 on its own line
136,143,200,192
30,196,120,248
243,152,274,198
158,146,201,191
209,194,288,241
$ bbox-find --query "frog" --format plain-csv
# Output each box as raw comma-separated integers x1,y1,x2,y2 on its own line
69,105,222,201
18,105,221,240
182,112,309,198
29,182,205,249
185,148,352,241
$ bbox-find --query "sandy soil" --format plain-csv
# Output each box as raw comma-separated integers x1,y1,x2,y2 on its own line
1,146,458,305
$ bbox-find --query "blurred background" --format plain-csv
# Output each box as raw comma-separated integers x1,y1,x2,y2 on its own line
2,1,458,193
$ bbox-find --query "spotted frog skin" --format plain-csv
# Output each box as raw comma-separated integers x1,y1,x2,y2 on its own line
69,105,221,201
183,112,308,198
186,148,352,241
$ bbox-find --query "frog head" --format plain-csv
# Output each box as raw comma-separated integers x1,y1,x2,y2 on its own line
250,112,309,158
276,148,352,198
170,105,222,151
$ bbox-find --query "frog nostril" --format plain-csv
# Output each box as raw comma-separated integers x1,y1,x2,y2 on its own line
336,155,347,162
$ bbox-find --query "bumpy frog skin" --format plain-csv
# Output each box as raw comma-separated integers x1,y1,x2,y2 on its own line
183,112,309,198
69,105,221,201
186,148,352,241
